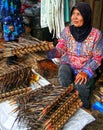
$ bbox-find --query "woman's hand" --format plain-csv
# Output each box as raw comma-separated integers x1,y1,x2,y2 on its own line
75,72,88,85
48,42,54,50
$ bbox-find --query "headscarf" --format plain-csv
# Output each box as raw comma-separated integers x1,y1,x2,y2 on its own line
70,2,92,42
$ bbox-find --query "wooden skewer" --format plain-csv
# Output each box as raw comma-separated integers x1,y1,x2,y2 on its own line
1,87,31,99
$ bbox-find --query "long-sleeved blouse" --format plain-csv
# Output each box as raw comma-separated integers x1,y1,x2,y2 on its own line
47,26,103,78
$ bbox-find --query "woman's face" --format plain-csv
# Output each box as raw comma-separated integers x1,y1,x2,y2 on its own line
71,9,84,27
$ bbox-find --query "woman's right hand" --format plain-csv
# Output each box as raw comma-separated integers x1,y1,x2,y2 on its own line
48,42,54,50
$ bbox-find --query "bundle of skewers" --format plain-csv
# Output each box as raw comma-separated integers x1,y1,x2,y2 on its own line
93,71,103,103
10,84,82,130
2,36,51,57
0,87,32,102
0,63,32,94
94,87,103,103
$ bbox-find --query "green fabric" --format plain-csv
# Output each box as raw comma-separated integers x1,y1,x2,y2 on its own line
64,0,70,22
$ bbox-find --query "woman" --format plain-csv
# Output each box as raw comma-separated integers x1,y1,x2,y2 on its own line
47,2,103,109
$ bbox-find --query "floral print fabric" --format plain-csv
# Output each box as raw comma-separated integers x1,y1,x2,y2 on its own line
0,0,24,41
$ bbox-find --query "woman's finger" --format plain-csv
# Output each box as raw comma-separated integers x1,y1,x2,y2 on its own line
75,77,82,84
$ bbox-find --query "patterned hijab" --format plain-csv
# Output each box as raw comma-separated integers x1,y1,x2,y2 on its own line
70,2,92,42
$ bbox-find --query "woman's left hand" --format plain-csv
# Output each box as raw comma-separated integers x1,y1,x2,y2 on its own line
75,72,88,85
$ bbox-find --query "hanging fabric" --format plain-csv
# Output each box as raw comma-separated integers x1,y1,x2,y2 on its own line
47,0,53,33
41,0,65,38
0,1,2,21
64,0,70,23
60,0,65,35
0,0,24,41
40,0,48,28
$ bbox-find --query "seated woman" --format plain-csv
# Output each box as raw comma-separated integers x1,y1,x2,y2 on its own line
47,2,103,109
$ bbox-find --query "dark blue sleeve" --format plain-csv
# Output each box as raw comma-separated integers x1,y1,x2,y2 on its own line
46,48,57,59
